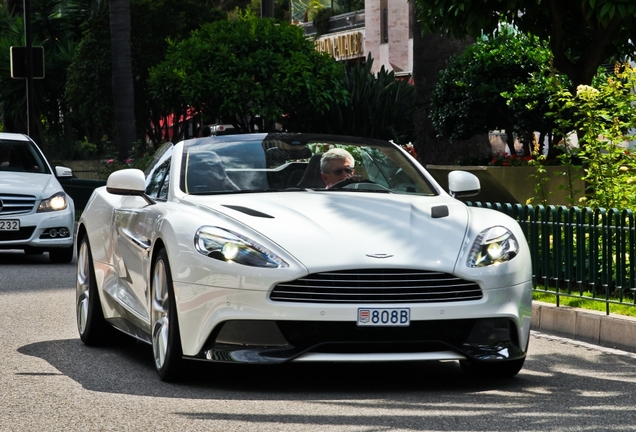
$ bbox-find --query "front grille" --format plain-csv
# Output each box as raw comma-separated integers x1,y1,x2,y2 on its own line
270,269,483,304
0,194,36,215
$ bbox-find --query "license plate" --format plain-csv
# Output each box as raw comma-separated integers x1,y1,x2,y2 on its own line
357,308,410,327
0,220,19,231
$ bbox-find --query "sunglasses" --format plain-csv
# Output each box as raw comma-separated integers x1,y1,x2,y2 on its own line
330,167,354,176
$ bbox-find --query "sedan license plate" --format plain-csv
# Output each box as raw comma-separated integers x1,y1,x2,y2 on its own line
357,308,410,327
0,219,19,231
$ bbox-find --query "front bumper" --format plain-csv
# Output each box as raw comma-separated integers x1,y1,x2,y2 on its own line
175,280,533,363
196,317,526,364
0,209,75,250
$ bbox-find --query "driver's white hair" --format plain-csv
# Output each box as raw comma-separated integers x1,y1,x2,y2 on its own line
320,148,354,173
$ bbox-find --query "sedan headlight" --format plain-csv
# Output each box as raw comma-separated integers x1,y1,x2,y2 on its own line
467,226,518,267
37,192,68,212
194,226,288,268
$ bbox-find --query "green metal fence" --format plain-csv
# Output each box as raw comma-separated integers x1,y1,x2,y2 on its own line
467,202,636,314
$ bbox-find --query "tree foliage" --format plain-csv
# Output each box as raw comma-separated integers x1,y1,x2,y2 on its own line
286,55,415,144
65,0,227,152
413,0,636,85
430,28,569,156
246,0,290,21
548,64,636,210
0,0,94,153
149,12,346,133
64,6,113,155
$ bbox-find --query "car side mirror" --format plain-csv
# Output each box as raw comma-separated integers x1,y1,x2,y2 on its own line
106,168,155,205
448,170,480,198
55,166,73,178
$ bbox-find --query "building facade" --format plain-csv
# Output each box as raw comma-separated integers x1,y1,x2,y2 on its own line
300,0,414,78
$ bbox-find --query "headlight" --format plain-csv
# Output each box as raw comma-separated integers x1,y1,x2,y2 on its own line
467,226,518,267
194,226,288,268
37,192,68,212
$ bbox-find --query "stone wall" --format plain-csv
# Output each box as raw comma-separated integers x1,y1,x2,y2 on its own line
427,165,586,206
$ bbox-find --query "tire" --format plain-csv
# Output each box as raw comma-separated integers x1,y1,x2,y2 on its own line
76,236,112,345
459,357,525,379
24,247,44,255
151,248,183,381
50,245,74,263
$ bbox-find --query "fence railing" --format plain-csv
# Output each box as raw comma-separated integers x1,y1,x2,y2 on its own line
70,170,106,180
467,202,636,314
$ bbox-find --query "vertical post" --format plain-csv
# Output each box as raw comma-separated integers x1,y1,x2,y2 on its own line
24,0,34,137
261,0,274,18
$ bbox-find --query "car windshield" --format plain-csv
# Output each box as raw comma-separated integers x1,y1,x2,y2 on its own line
0,139,49,174
179,133,437,196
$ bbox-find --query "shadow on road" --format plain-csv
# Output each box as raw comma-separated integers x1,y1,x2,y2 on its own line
17,335,636,430
0,249,75,265
18,337,518,398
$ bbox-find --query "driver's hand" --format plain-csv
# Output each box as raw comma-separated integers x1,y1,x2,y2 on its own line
347,175,366,182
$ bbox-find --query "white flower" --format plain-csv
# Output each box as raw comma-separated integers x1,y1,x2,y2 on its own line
576,85,600,99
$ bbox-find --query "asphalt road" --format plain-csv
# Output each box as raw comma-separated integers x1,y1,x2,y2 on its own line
2,250,636,432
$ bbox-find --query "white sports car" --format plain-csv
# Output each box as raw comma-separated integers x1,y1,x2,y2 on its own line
76,133,532,381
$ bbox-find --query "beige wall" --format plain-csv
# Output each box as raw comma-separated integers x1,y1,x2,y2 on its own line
365,0,412,75
365,0,381,67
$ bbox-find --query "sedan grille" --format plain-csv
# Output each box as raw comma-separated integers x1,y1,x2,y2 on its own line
0,194,36,215
270,269,483,304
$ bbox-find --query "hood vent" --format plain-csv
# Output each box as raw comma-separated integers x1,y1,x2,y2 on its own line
222,204,274,218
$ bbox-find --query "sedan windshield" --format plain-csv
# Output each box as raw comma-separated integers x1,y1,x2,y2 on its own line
179,133,437,196
0,139,50,174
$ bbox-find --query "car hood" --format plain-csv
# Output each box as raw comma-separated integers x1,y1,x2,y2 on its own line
0,172,63,199
188,192,470,273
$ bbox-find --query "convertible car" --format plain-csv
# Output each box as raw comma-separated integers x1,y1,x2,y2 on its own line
76,133,532,381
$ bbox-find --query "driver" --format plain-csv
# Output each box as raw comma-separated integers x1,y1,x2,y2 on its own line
320,148,358,188
0,145,11,168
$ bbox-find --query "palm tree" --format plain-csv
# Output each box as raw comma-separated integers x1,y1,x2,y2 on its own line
107,0,136,161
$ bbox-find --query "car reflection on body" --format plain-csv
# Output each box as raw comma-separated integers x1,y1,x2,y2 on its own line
0,132,75,263
75,132,532,381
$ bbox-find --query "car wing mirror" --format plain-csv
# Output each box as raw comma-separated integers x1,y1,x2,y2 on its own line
448,170,480,198
106,168,155,205
55,166,73,178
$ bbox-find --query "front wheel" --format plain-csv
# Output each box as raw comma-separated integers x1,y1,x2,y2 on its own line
24,247,44,255
76,236,111,345
50,245,74,263
151,248,183,381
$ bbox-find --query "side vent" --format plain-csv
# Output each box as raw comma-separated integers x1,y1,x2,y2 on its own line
431,205,449,218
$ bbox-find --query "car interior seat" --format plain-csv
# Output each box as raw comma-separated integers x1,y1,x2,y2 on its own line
295,153,325,188
186,150,239,193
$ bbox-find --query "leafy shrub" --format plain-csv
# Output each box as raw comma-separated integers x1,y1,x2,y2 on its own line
548,63,636,210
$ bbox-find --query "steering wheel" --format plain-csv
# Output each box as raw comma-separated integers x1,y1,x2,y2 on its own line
329,176,374,190
329,177,392,192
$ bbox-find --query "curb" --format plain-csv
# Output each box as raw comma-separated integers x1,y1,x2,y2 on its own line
532,301,636,353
